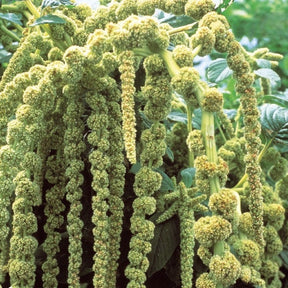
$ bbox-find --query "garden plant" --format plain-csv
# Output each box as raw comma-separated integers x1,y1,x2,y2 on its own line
0,0,288,287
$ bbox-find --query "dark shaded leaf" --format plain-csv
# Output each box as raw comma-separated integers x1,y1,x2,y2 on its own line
207,58,233,83
0,49,12,63
129,162,141,174
192,108,202,130
259,103,288,145
30,14,66,27
166,146,174,162
280,247,288,269
160,14,193,28
180,168,196,188
254,68,281,88
0,12,22,25
156,170,175,192
167,110,187,124
147,215,180,277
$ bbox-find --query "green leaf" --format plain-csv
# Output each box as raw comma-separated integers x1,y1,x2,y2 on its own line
147,215,180,277
160,14,193,28
256,59,271,68
129,162,141,174
180,168,196,188
167,110,187,124
259,103,288,145
30,14,66,27
156,170,175,192
254,68,281,88
207,58,233,83
0,49,12,63
216,0,234,12
166,146,174,162
261,91,288,108
41,0,74,10
0,12,22,25
192,108,202,130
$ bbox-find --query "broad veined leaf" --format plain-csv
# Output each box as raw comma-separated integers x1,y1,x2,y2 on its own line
254,68,281,88
41,0,74,10
167,110,187,124
256,58,271,69
180,167,196,188
0,12,22,25
207,58,233,83
30,14,66,26
259,104,288,145
147,215,180,277
262,91,288,108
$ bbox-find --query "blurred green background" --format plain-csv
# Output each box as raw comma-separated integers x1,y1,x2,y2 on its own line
224,0,288,88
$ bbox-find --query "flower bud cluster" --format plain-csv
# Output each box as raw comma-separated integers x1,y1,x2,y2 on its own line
195,155,229,195
218,137,246,181
118,51,137,164
105,80,126,287
140,123,167,168
107,15,169,53
185,0,215,20
190,26,216,56
171,67,200,107
225,29,265,246
125,166,161,287
199,11,233,53
5,63,54,285
0,32,51,92
142,55,172,121
62,82,85,287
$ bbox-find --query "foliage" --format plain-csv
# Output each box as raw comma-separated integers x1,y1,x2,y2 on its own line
0,0,287,288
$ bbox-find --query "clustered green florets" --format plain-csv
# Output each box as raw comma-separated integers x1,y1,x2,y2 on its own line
201,87,223,112
209,251,241,286
194,215,232,247
172,45,194,67
190,26,215,56
185,0,215,20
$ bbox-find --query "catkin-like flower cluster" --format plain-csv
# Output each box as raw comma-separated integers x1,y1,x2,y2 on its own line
125,167,161,287
118,51,137,164
142,54,172,121
62,71,86,287
86,86,111,288
226,36,265,246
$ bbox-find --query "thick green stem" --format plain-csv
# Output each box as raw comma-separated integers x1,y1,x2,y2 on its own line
133,47,154,57
168,22,198,35
201,111,217,163
159,49,180,78
201,110,221,195
25,0,40,18
0,21,21,41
